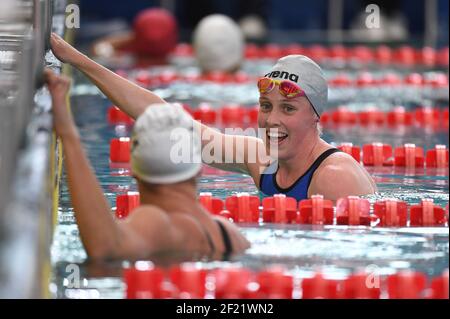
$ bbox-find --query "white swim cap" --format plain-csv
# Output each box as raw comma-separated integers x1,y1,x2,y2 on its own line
193,14,244,72
131,103,202,184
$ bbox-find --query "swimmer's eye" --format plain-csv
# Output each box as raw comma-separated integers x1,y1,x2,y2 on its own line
282,104,296,113
260,103,272,112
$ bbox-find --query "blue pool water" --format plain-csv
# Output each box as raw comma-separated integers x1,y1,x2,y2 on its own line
50,66,448,299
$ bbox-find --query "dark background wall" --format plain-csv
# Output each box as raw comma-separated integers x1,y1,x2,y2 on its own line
77,0,449,46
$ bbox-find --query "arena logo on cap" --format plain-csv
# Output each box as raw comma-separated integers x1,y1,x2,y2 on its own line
264,71,299,83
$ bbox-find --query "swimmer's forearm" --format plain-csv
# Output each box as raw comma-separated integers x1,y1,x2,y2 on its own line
198,123,267,177
71,54,165,119
61,133,121,259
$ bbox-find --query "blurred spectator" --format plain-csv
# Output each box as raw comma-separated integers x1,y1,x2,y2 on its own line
91,8,178,66
239,14,268,42
193,14,244,73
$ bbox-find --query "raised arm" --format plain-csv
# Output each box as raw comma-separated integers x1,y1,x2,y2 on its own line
46,69,177,259
197,122,269,183
51,34,269,182
50,33,163,119
46,69,123,258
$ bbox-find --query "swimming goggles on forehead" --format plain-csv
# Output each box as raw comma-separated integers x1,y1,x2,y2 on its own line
257,77,306,99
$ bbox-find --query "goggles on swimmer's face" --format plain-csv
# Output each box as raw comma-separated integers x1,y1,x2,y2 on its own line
257,77,306,99
257,77,321,118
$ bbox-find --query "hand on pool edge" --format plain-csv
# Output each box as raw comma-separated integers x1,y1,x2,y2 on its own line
44,69,78,139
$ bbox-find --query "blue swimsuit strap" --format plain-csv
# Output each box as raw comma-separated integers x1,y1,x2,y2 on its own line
260,148,342,193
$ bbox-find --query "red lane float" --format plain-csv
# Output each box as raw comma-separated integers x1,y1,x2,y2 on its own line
203,71,234,83
112,189,448,227
234,44,448,67
220,104,247,126
443,108,449,130
116,192,140,219
362,143,393,166
386,106,413,127
394,144,425,168
415,107,441,128
320,111,330,125
380,73,402,86
283,44,304,56
356,72,375,87
417,47,436,67
387,271,427,299
437,47,449,67
337,143,361,162
108,106,134,125
330,106,357,125
404,73,424,86
134,71,154,87
225,193,260,223
244,44,262,59
394,46,416,67
410,199,447,227
183,72,201,83
124,262,165,299
373,199,408,227
301,274,341,299
262,44,284,59
426,145,449,168
262,194,297,224
157,70,178,85
213,267,253,299
425,73,449,88
374,45,392,64
351,45,374,64
336,196,371,226
192,103,217,124
358,108,385,126
124,263,449,299
306,45,327,63
170,265,207,299
233,71,251,83
329,74,352,87
429,270,449,299
256,267,294,299
298,195,334,225
110,138,131,163
199,192,224,215
341,273,381,299
247,105,259,125
329,45,348,60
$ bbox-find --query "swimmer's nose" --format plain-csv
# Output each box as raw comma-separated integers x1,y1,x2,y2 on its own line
265,109,282,127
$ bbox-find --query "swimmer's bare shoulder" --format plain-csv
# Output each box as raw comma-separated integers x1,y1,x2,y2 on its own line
165,212,251,256
116,204,178,258
118,205,249,257
309,151,377,201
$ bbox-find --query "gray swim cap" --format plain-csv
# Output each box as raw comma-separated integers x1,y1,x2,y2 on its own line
263,55,328,117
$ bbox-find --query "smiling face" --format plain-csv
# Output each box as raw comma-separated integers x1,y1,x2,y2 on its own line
258,87,318,160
